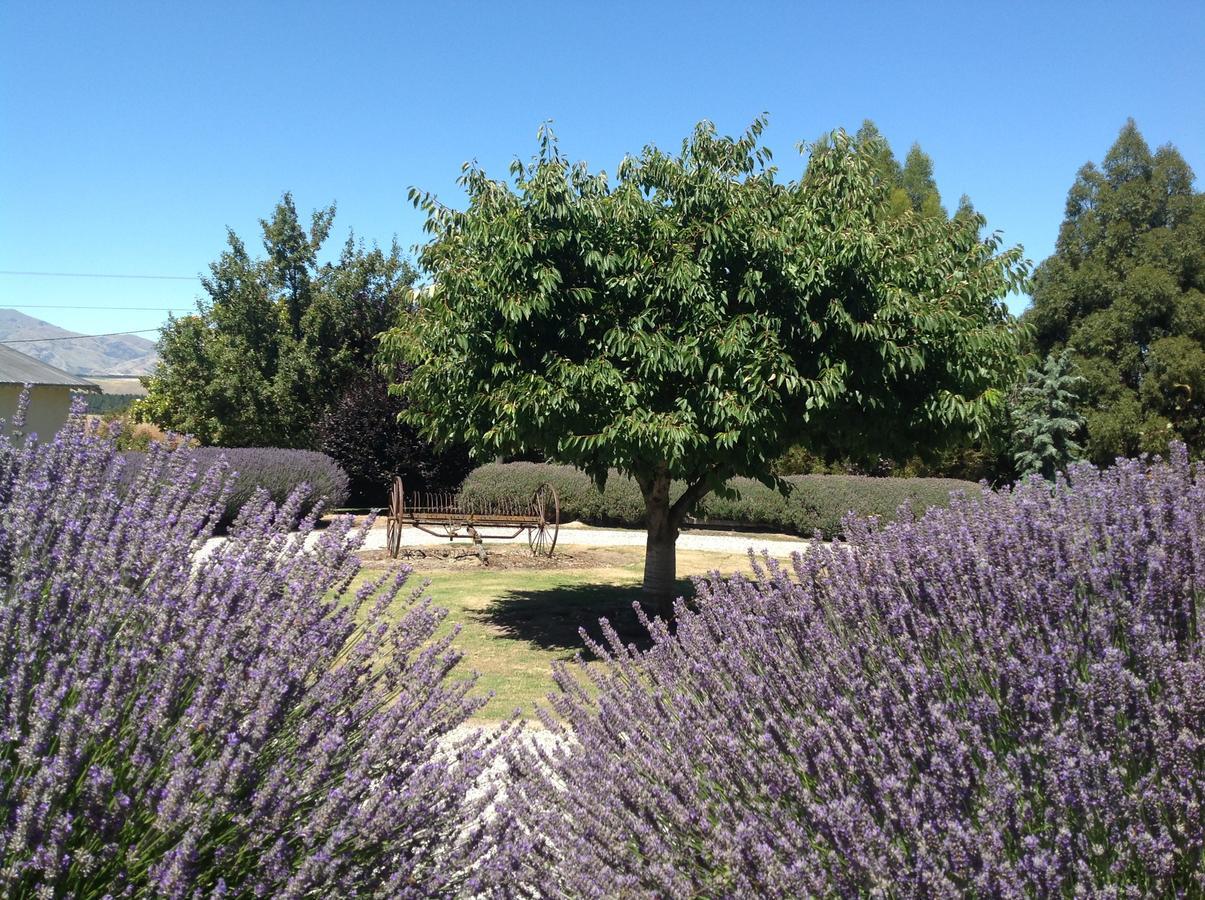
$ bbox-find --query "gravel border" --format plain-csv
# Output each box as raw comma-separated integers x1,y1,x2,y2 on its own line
356,521,813,557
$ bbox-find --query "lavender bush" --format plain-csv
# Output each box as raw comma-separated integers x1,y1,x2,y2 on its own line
0,403,501,897
494,450,1204,896
121,446,350,528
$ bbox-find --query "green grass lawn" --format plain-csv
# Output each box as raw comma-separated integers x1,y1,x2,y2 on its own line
354,546,791,721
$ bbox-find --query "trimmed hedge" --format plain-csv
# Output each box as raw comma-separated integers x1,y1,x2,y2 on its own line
458,462,650,527
457,462,980,538
700,473,984,538
121,447,349,528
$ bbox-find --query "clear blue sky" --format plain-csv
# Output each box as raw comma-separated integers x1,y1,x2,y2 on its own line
2,1,1203,340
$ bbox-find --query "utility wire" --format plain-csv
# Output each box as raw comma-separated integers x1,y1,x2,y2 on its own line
1,328,162,344
0,270,199,281
1,304,192,312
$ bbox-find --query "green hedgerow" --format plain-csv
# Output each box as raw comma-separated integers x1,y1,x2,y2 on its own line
457,463,979,538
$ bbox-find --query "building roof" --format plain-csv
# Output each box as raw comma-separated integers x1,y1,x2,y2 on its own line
0,344,100,391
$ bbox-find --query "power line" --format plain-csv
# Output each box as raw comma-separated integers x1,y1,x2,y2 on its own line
1,328,161,344
1,304,192,312
0,270,199,281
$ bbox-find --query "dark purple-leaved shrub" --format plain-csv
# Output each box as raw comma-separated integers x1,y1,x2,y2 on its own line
0,404,502,897
316,374,472,506
493,450,1205,897
121,446,350,528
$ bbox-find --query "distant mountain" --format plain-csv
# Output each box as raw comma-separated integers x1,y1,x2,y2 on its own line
0,309,160,376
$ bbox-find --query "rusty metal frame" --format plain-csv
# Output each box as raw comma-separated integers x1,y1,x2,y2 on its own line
385,477,559,559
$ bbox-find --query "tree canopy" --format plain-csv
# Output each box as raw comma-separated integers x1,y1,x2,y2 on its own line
381,119,1027,599
1025,120,1205,462
139,194,415,448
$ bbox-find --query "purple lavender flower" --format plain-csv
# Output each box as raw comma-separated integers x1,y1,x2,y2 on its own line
491,449,1205,897
0,398,502,897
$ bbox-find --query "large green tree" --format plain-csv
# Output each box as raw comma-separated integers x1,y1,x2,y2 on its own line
382,120,1027,601
1025,120,1205,462
139,194,416,448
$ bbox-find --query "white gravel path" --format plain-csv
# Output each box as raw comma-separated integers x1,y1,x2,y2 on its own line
194,520,815,562
356,521,813,557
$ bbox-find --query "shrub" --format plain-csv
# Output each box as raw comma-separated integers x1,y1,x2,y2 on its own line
0,407,500,896
492,451,1205,896
457,462,650,527
1012,350,1087,480
315,374,472,507
85,393,139,415
703,473,983,537
121,446,350,528
457,462,978,537
98,414,196,453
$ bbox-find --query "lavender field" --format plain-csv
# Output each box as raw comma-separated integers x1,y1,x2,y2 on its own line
1,409,1202,896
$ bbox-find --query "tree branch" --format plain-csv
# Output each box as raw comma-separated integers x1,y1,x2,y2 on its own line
669,470,722,526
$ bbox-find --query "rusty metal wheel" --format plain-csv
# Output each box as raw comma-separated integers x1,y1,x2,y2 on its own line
527,482,559,557
387,476,404,558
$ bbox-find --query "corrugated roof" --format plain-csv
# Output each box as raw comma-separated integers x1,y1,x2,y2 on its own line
0,345,100,390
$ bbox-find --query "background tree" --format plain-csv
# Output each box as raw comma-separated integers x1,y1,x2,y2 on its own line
138,194,468,501
1025,120,1205,462
140,194,407,446
1012,350,1086,480
854,120,947,219
382,120,1027,603
139,195,469,498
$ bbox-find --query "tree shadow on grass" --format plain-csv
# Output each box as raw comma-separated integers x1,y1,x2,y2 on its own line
474,578,697,658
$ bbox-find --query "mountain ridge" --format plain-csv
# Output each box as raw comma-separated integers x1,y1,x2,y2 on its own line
0,309,160,375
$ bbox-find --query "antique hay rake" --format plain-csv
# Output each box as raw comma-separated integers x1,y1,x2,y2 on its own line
385,476,560,558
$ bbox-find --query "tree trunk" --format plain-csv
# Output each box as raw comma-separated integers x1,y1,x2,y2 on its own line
641,470,678,617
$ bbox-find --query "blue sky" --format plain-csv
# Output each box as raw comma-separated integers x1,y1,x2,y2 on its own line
2,1,1203,343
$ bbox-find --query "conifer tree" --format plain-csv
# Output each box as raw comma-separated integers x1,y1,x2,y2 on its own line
1026,120,1204,461
1012,351,1086,480
853,122,947,219
140,194,414,448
